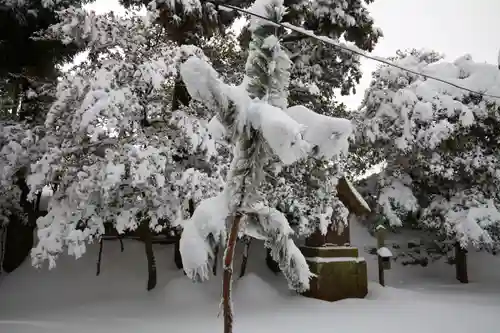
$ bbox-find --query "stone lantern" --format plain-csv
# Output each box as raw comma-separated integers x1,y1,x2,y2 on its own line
300,177,371,302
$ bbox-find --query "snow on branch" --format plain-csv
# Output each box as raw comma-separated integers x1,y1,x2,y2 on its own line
180,56,313,165
242,205,312,292
180,192,229,282
286,105,352,159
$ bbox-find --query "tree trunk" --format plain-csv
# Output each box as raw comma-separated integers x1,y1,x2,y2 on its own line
455,242,468,284
174,238,183,269
239,237,252,278
223,213,243,333
139,222,157,291
265,248,280,273
96,238,103,276
3,178,39,273
213,245,219,276
0,226,5,275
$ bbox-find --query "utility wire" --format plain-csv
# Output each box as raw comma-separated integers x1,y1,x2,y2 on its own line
210,1,500,100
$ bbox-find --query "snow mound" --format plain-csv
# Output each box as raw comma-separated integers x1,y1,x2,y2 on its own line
234,273,280,303
163,277,219,306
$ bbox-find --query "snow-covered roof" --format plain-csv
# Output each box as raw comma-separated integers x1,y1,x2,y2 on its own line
377,246,393,258
336,177,371,216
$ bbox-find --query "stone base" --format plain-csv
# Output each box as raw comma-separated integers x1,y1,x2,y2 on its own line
300,246,368,302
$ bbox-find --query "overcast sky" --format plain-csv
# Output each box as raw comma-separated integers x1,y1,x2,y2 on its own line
87,0,500,109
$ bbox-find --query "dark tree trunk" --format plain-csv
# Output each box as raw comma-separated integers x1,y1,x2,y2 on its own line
172,73,191,111
213,245,219,276
265,248,280,273
223,214,243,333
119,236,124,252
174,198,196,270
96,238,104,276
2,178,40,273
455,242,468,284
174,238,183,269
239,237,251,278
2,214,34,272
139,222,157,291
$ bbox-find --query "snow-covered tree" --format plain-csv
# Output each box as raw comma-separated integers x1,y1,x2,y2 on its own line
25,8,225,289
179,0,352,330
355,49,500,279
0,0,86,273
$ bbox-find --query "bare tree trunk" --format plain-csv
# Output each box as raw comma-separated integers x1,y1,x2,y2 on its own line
239,237,252,278
455,242,468,284
119,236,124,252
96,238,103,276
0,226,5,276
139,222,157,291
265,248,280,273
174,238,183,269
223,214,243,333
213,245,219,276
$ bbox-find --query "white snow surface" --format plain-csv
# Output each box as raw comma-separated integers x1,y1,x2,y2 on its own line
3,223,500,333
305,256,366,263
180,192,229,281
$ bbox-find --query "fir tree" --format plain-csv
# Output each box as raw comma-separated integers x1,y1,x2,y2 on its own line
0,0,85,273
24,8,224,290
355,49,500,282
179,0,353,330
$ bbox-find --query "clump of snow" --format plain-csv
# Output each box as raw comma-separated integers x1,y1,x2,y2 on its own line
286,105,352,159
248,0,286,31
378,178,419,227
247,101,311,165
377,247,393,258
180,192,229,282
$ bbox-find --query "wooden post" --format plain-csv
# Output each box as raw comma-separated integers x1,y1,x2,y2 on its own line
376,225,386,287
455,242,468,283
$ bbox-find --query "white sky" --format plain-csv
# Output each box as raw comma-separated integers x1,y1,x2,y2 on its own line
338,0,500,108
86,0,500,109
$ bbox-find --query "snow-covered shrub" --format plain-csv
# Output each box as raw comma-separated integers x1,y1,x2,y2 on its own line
356,49,500,254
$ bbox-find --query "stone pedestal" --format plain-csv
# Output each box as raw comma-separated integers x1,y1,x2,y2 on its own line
300,246,368,302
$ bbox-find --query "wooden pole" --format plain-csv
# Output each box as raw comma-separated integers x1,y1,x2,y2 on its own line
223,213,243,333
376,226,386,287
455,242,468,283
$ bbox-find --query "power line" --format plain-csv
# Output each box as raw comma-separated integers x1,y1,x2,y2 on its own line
210,1,500,100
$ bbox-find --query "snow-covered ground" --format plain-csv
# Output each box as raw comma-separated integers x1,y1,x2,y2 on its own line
1,221,500,333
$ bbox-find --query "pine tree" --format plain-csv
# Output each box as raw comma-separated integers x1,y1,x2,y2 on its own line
25,9,225,290
179,0,353,330
355,49,500,282
0,0,85,273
